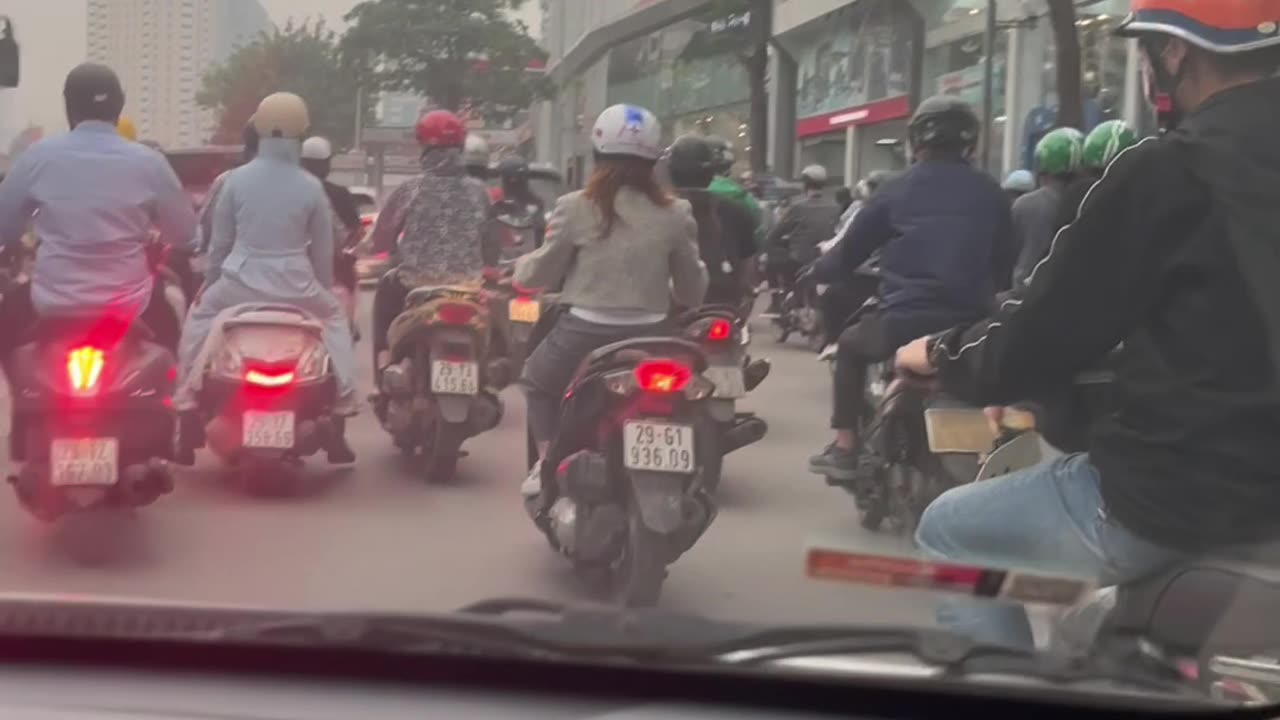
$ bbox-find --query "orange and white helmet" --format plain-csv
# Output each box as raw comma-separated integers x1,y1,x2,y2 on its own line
1116,0,1280,54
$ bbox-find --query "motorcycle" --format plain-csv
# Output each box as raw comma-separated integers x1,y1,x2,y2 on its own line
7,314,177,522
486,200,545,378
524,326,719,606
769,267,825,352
675,305,770,488
373,281,506,482
192,304,350,494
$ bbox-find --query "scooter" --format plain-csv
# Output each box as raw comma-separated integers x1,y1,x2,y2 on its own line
373,281,506,482
675,305,770,489
191,304,351,494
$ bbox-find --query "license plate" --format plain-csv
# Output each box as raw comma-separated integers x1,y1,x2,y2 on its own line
623,420,696,474
243,410,296,449
704,366,745,399
431,359,479,395
50,438,119,487
508,298,540,324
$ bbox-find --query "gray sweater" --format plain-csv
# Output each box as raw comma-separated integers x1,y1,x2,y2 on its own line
514,188,708,313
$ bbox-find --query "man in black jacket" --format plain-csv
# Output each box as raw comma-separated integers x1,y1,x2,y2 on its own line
897,1,1280,650
808,95,1014,479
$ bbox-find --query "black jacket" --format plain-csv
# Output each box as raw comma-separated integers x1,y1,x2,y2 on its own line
676,188,757,306
931,78,1280,552
815,159,1014,344
767,191,841,266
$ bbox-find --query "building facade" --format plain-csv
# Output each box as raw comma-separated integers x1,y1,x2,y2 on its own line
86,0,270,148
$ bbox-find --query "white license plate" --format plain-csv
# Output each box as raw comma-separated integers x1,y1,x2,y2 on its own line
623,421,696,474
50,438,119,487
508,298,540,324
243,410,296,449
431,359,479,395
704,366,745,399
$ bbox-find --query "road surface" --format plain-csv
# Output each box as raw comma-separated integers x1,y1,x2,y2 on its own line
0,295,947,630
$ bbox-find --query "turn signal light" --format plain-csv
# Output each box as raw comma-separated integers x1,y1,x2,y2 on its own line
67,346,106,394
245,368,295,388
634,359,692,394
436,302,479,325
707,318,732,342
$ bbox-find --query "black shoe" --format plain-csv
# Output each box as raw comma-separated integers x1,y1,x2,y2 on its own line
326,416,357,464
808,443,858,481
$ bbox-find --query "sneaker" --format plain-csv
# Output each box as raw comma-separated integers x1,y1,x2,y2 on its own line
808,443,858,481
521,460,543,498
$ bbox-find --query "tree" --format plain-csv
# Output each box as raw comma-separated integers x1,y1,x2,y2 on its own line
340,0,548,122
198,20,365,147
1046,0,1084,129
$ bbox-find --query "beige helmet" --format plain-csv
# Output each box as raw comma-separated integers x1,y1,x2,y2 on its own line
252,92,309,139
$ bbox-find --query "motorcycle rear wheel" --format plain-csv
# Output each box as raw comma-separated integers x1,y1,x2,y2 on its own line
588,512,668,607
422,416,466,483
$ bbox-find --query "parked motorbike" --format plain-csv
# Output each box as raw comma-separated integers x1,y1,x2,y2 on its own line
7,315,177,521
192,304,349,493
523,330,719,606
373,282,506,482
676,305,770,488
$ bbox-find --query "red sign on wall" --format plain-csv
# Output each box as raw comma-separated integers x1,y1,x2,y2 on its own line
796,95,911,138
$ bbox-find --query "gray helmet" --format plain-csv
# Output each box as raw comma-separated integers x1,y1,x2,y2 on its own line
908,95,980,153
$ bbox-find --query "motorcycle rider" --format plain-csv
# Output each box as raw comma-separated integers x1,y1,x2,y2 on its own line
898,0,1280,650
765,165,840,312
301,135,363,333
1055,120,1140,232
1010,127,1083,287
493,156,547,249
463,133,497,200
707,136,765,251
809,95,1014,479
116,115,138,142
0,63,196,358
367,110,496,372
666,134,758,308
174,92,357,464
196,121,259,255
815,170,894,353
515,104,707,498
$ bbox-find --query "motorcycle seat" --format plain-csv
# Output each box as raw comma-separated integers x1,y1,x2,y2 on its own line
225,305,322,333
405,285,482,309
567,337,709,392
1107,541,1280,655
677,305,740,325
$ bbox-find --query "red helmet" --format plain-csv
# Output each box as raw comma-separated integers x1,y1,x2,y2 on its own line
415,110,466,148
1117,0,1280,53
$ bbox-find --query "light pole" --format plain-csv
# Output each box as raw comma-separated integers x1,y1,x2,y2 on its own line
980,0,997,172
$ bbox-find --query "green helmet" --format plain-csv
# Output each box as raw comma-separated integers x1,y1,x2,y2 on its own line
1082,120,1138,171
1034,127,1084,176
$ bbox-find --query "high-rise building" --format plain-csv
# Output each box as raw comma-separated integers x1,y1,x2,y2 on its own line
86,0,270,147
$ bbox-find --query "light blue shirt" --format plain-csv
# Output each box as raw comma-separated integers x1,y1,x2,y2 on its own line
0,120,196,317
206,137,334,294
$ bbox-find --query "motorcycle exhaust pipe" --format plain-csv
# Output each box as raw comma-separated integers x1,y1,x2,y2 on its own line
722,416,768,454
744,358,771,392
118,458,175,507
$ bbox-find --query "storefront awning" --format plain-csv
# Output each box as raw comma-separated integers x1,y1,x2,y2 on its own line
547,0,716,86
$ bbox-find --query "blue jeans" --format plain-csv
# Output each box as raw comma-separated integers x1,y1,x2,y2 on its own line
914,453,1185,649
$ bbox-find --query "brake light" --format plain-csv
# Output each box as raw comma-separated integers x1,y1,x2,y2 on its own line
435,302,479,325
634,359,691,393
245,368,295,388
361,215,376,228
67,346,105,394
707,318,732,342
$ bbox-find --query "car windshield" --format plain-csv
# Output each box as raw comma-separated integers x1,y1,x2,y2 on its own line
0,0,1275,710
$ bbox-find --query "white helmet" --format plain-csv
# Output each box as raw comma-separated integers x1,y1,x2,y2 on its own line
463,134,490,168
252,92,309,140
592,104,662,160
800,164,828,185
301,136,333,160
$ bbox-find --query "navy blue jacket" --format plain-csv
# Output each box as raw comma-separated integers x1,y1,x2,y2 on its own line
814,159,1014,339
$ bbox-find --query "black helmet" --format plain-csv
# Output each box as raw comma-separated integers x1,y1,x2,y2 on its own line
666,134,717,187
497,156,530,185
908,95,980,155
706,135,735,174
63,63,124,125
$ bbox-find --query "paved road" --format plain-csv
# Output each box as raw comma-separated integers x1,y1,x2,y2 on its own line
0,295,945,629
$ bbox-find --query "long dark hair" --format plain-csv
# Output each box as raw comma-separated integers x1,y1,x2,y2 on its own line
583,154,672,236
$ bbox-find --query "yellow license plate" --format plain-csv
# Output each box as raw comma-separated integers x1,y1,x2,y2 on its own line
508,298,541,324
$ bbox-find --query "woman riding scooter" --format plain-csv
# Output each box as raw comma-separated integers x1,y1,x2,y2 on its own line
514,104,708,499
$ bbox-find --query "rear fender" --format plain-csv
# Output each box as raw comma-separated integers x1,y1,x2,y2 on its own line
709,399,735,423
627,470,688,535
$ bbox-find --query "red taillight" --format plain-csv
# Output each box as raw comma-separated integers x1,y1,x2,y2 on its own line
67,346,105,394
707,318,732,342
361,214,376,228
435,302,479,325
245,368,295,388
634,359,691,394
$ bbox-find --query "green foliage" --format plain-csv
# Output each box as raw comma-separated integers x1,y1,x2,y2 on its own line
198,20,367,147
339,0,548,122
